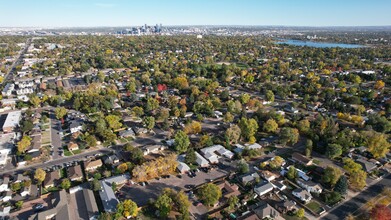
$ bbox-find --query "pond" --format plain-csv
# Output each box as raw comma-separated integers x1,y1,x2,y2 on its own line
276,39,365,48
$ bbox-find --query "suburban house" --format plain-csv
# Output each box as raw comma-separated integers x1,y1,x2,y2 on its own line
84,159,103,172
0,206,10,217
69,120,83,134
44,170,60,188
234,143,262,154
292,188,312,203
291,152,313,166
0,177,9,192
118,129,135,138
28,190,71,220
67,142,79,152
260,170,279,182
68,165,83,182
297,180,323,194
216,181,241,199
142,145,167,156
82,188,99,219
103,155,120,166
356,158,377,173
281,166,311,181
277,200,296,214
1,191,12,202
254,181,274,197
240,172,260,186
21,185,31,197
238,201,284,220
2,111,22,133
195,152,209,167
177,162,191,174
200,145,234,163
99,174,130,213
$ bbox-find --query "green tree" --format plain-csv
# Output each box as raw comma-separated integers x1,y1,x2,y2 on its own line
155,194,172,218
54,107,67,120
29,95,41,108
15,201,23,209
117,163,128,174
144,116,155,130
265,90,275,102
225,124,241,144
20,120,34,134
17,136,32,154
61,179,71,189
364,131,390,159
85,135,97,147
223,112,234,123
263,119,278,133
298,119,311,134
269,156,285,170
280,127,299,146
287,166,298,180
305,139,313,157
174,131,190,153
146,97,159,112
334,176,348,195
34,168,46,183
117,199,138,218
198,183,222,206
296,208,305,218
237,160,249,174
239,117,258,142
350,170,367,190
326,144,343,159
343,158,362,174
185,148,196,165
91,179,101,191
228,195,239,210
322,166,343,187
105,115,122,130
131,106,144,117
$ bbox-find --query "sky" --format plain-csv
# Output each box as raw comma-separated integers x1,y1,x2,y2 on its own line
0,0,390,27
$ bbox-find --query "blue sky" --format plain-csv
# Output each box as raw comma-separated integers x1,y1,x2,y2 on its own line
0,0,390,27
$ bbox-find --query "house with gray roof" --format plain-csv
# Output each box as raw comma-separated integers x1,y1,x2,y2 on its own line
254,181,274,197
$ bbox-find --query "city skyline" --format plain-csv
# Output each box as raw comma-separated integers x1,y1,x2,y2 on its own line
0,0,391,27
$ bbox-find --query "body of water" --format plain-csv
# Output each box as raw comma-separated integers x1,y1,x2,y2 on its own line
276,39,365,48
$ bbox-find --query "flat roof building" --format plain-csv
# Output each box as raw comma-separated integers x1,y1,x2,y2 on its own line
2,111,21,133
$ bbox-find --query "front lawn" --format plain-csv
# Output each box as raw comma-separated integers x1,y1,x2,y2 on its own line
306,201,322,214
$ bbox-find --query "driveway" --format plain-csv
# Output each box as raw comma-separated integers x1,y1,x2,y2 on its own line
10,194,51,219
50,112,62,160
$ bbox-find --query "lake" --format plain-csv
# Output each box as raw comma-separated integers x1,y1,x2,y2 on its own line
276,39,365,48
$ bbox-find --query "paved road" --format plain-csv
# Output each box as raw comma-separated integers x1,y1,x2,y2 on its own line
0,148,113,176
2,38,32,84
321,174,391,220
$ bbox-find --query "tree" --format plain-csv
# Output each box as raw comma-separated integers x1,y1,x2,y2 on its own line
269,156,285,170
228,195,239,210
239,117,258,142
305,139,313,157
280,127,299,146
146,97,159,112
225,124,241,144
237,160,249,174
98,212,112,220
184,121,202,134
85,135,97,147
199,134,213,147
198,183,222,206
287,166,298,180
326,144,343,159
29,95,41,108
349,170,367,190
265,90,274,102
34,168,46,183
374,80,385,90
20,120,34,134
298,119,311,134
131,106,144,117
364,131,390,159
54,107,67,120
223,112,234,123
91,179,101,191
17,136,32,154
105,115,122,130
117,163,128,174
371,205,391,220
343,158,362,174
296,208,305,218
155,194,172,218
15,201,23,209
334,176,348,195
322,166,343,187
174,131,190,153
263,119,278,133
143,116,155,130
117,199,138,218
61,179,71,189
323,191,342,205
185,148,196,165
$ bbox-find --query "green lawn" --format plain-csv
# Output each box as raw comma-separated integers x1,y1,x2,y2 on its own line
306,201,322,214
72,149,82,155
64,148,72,156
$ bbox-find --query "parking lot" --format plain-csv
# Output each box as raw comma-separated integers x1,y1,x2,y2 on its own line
118,168,229,206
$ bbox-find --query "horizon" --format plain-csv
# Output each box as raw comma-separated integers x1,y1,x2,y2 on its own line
1,0,390,27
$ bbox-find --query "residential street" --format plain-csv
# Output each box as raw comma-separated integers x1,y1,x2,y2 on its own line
321,174,391,220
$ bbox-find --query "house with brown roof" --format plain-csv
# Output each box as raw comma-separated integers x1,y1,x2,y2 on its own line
84,159,103,172
44,170,60,188
216,181,241,199
67,142,79,152
291,152,313,166
68,165,83,182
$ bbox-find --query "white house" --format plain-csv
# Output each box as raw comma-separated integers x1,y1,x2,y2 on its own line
0,177,9,192
21,185,31,197
297,180,323,194
69,121,83,133
254,181,274,197
195,152,209,167
1,191,12,202
200,145,234,164
292,189,312,203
